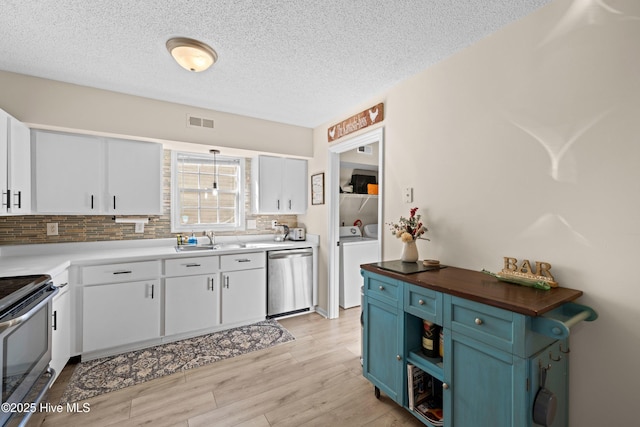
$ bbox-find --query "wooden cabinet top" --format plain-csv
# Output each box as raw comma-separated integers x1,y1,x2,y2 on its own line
361,263,583,317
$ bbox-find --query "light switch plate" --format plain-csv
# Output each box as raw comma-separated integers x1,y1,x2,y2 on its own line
403,187,413,203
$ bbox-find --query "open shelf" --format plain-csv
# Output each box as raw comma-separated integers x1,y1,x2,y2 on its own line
407,349,444,382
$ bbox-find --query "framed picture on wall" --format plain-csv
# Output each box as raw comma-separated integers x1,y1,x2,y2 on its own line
311,172,325,205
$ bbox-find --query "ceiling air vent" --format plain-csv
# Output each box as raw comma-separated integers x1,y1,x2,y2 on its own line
187,114,215,129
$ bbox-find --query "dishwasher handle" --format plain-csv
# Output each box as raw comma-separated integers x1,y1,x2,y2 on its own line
268,249,313,260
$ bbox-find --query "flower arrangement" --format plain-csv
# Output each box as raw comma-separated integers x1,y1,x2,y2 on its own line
387,207,429,243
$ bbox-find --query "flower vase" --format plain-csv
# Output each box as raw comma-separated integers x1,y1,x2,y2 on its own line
401,240,419,263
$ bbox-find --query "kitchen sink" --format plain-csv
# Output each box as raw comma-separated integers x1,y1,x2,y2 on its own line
175,245,215,252
175,241,295,252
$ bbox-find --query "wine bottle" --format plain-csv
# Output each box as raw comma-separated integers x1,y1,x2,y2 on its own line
422,320,439,358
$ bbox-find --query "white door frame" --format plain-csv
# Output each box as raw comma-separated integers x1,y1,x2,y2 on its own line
327,127,384,319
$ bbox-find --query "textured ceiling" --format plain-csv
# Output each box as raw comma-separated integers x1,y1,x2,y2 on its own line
0,0,551,128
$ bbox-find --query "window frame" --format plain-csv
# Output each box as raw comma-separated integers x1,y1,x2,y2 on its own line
170,150,246,233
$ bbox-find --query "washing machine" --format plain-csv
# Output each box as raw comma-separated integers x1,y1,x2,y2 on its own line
339,226,378,309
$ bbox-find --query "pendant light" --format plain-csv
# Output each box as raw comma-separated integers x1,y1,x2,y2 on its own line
210,149,220,196
166,37,218,72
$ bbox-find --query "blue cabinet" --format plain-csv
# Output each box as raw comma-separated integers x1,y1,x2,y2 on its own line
362,274,403,403
361,266,596,427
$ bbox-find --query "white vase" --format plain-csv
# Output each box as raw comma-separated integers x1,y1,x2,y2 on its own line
401,240,419,263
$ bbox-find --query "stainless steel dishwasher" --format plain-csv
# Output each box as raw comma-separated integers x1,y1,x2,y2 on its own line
267,248,313,318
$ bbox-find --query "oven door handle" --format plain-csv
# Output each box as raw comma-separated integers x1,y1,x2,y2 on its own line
0,287,59,333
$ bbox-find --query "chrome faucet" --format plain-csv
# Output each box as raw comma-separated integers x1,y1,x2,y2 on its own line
203,230,215,245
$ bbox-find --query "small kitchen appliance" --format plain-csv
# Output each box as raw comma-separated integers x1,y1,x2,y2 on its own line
289,227,306,241
274,224,289,242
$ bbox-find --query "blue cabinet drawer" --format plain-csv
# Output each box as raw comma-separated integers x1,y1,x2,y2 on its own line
404,284,442,324
448,296,515,353
364,273,401,306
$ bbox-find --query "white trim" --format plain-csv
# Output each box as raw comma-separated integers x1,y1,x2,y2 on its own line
327,127,384,319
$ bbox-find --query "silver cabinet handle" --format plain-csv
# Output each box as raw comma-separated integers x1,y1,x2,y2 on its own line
379,285,384,291
235,258,251,263
186,263,201,267
418,299,425,305
396,355,402,361
443,383,449,390
113,271,132,275
57,282,69,289
475,318,483,325
224,275,229,289
207,277,215,291
150,283,155,299
1,190,8,208
52,310,58,331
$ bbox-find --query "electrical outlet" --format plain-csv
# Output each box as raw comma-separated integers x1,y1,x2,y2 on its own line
134,223,145,233
46,223,58,236
272,220,279,229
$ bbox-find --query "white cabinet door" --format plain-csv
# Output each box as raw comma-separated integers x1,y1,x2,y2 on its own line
33,131,102,214
0,112,7,212
51,286,70,382
283,158,307,214
1,110,31,214
7,117,30,214
83,280,160,353
105,138,163,215
254,155,283,214
165,274,219,336
252,156,307,214
221,269,266,325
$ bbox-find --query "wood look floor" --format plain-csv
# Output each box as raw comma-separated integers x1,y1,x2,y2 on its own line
34,308,423,427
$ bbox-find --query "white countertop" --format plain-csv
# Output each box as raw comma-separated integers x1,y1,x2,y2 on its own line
0,235,318,278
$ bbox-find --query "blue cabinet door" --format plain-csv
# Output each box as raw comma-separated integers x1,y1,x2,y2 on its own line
363,295,403,404
447,331,528,427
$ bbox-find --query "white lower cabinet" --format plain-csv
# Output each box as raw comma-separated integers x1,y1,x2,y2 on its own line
165,275,219,336
83,279,160,353
51,271,70,383
221,269,266,325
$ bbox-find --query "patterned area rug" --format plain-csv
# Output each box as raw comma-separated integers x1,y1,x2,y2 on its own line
60,319,294,404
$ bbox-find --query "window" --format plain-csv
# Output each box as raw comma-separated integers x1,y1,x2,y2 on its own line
171,151,245,232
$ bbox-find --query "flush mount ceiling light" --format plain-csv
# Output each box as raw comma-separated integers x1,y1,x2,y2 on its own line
166,37,218,72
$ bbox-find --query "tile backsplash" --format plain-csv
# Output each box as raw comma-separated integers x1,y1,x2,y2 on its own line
0,151,298,246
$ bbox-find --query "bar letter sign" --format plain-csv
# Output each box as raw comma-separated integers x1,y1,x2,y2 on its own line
327,103,384,142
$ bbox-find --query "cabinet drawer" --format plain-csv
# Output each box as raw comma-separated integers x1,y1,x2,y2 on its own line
365,274,400,306
165,256,219,277
404,284,442,324
220,252,265,271
449,296,515,353
82,260,160,285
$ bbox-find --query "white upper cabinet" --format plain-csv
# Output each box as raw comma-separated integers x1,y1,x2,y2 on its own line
105,138,163,215
32,130,163,215
1,109,31,215
32,131,102,214
251,155,307,214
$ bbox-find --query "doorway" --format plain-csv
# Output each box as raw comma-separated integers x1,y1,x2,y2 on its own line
327,127,384,319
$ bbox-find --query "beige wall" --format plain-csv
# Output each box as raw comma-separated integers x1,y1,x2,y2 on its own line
308,0,639,425
0,70,312,158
